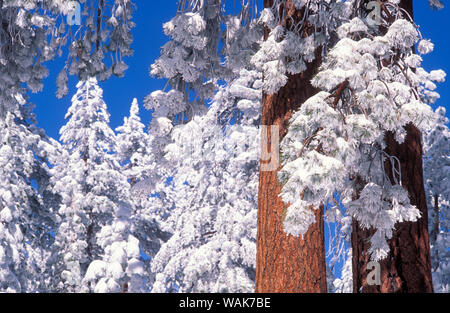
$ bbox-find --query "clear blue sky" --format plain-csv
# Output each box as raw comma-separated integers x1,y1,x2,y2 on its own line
30,1,450,140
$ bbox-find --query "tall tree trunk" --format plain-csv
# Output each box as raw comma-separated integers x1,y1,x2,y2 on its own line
431,194,439,244
255,0,327,293
352,0,434,293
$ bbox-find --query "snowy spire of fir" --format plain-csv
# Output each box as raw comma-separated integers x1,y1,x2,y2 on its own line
116,98,152,182
51,77,143,292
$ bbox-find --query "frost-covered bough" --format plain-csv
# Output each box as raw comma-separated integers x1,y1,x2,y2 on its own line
0,1,135,101
251,0,351,94
278,2,445,261
145,0,227,123
151,67,262,293
0,0,60,107
423,106,450,293
56,0,136,96
332,249,353,293
50,78,143,293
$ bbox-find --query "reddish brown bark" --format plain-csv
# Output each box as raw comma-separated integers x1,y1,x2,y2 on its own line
432,194,439,244
352,124,434,292
255,0,327,293
351,1,433,293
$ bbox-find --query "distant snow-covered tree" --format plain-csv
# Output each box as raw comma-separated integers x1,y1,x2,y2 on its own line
423,106,450,293
324,202,353,293
0,106,61,293
151,67,262,293
50,77,142,292
332,249,353,293
57,0,136,91
0,0,135,102
116,98,152,183
115,98,170,291
0,0,136,292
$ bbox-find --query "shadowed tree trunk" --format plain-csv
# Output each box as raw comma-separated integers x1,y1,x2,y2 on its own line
352,0,434,293
255,0,327,293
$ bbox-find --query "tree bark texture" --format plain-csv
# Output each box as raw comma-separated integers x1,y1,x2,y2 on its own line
352,124,434,292
351,1,433,292
255,0,327,293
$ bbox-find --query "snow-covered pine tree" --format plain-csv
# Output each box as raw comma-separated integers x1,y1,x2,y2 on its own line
151,67,262,293
139,1,229,216
0,103,62,293
423,106,450,293
115,98,171,291
116,98,152,184
51,77,143,292
349,0,440,293
148,1,263,292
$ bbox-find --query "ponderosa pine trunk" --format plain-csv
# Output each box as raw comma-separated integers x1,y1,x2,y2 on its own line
351,0,434,293
255,0,327,293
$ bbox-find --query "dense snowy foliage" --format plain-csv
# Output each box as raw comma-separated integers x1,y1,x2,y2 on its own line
0,108,61,292
45,77,151,293
278,1,446,261
0,0,448,294
145,0,226,122
0,0,136,293
147,1,263,292
424,106,450,293
151,68,262,293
